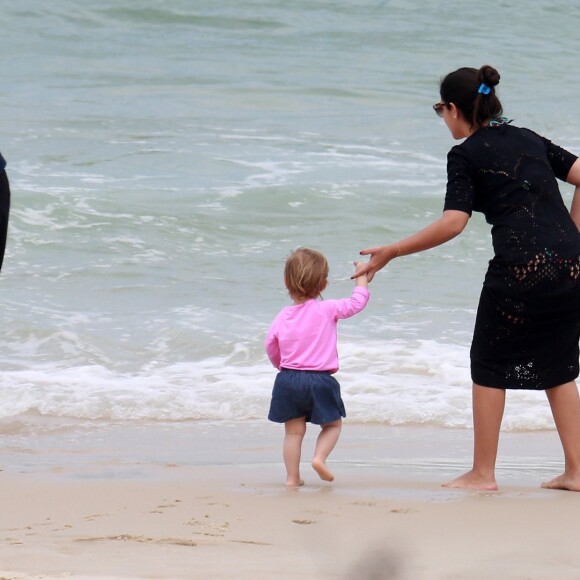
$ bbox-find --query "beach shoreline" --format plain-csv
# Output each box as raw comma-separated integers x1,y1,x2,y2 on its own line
2,419,579,579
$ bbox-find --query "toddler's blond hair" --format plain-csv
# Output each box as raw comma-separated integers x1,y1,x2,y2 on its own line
284,247,329,300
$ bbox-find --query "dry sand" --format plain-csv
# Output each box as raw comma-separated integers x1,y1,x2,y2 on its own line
1,418,580,579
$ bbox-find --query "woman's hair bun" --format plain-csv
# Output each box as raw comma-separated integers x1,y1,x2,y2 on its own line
480,65,500,87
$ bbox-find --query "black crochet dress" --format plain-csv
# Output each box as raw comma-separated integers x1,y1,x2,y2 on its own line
0,152,9,273
444,123,580,390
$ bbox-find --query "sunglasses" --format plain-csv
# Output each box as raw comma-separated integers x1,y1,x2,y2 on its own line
433,102,447,118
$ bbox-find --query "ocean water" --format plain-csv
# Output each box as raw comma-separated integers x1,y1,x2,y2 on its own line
1,0,579,430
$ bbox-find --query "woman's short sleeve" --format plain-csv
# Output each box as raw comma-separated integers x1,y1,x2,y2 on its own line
443,146,475,215
542,138,578,181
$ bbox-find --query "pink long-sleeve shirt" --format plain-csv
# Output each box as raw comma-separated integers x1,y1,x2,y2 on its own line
265,286,370,373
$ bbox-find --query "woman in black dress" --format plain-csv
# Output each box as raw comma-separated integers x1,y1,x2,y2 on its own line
356,65,580,491
0,152,9,272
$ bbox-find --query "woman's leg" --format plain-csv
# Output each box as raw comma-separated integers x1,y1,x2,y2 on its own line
283,417,307,487
312,419,342,482
542,381,580,491
443,384,505,490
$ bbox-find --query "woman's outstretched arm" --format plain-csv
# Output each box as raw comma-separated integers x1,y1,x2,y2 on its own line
354,209,470,282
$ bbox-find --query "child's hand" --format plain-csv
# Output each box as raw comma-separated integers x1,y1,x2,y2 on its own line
353,261,369,282
352,245,396,282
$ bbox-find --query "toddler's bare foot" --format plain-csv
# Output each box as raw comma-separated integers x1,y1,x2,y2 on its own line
286,477,304,488
541,473,580,491
442,469,497,491
312,458,334,482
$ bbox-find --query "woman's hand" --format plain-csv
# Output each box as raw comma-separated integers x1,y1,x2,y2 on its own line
352,245,398,282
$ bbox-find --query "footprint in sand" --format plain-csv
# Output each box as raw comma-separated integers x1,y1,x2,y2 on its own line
82,513,109,521
150,499,182,513
3,537,24,545
207,501,230,507
186,517,230,536
390,507,418,514
229,539,272,546
75,535,197,547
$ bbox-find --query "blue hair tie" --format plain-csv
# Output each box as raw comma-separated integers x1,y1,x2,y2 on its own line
478,83,491,95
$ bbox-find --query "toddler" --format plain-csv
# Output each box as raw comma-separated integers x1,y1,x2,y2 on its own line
265,248,369,486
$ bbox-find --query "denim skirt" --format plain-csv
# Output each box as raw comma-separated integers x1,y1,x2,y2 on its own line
268,368,346,425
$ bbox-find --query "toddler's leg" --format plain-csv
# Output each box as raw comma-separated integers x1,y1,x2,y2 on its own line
312,419,342,482
283,417,306,487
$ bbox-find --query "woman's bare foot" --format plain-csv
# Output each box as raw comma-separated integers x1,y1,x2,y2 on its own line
442,469,497,491
312,458,334,482
286,477,304,488
541,473,580,491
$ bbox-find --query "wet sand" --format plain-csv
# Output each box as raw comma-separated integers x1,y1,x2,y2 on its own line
1,418,579,579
